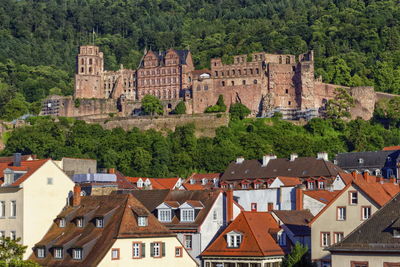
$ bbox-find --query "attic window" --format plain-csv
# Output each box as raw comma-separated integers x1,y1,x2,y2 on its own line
36,247,45,258
394,229,400,238
227,231,242,248
158,209,172,222
72,248,82,260
181,209,195,222
76,218,83,228
95,218,104,228
59,218,66,228
138,216,148,227
54,247,63,259
358,158,364,164
190,179,195,185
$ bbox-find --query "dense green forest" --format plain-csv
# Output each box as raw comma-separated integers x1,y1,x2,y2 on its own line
2,114,400,177
1,0,400,120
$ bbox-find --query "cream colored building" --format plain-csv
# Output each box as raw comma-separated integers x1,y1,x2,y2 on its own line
310,179,399,267
100,236,197,267
0,158,74,259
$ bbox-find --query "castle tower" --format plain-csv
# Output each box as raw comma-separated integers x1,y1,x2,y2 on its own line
298,50,317,110
74,45,105,98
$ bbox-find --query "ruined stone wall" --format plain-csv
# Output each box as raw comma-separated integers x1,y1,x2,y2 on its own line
50,97,119,117
349,86,376,120
268,63,297,108
82,113,229,137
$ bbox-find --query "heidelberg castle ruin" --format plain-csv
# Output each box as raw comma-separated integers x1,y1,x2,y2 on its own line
41,45,378,120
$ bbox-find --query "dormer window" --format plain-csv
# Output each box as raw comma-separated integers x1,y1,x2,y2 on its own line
3,169,14,186
95,218,104,228
158,209,172,222
181,209,195,222
202,178,208,185
72,248,82,260
137,179,144,188
190,179,195,185
54,247,63,259
36,247,45,258
358,158,364,164
59,218,66,228
227,231,242,248
394,229,400,238
76,217,83,228
242,183,248,189
138,216,148,227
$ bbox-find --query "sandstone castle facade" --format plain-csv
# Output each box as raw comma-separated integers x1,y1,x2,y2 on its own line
41,45,376,120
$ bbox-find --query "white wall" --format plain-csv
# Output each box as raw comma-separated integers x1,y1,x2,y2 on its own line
303,195,325,216
233,187,295,211
0,188,23,243
332,176,346,190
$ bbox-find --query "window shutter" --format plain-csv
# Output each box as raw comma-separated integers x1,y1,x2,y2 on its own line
150,243,154,257
141,243,146,258
162,242,165,257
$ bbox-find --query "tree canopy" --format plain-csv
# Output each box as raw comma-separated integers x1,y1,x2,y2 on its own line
141,95,163,115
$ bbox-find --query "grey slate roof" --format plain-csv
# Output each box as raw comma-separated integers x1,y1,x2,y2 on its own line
334,150,400,170
273,210,314,236
328,192,400,252
221,157,342,181
140,49,190,67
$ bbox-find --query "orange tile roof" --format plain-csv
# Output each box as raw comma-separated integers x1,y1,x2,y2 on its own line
187,173,221,181
150,178,179,189
201,212,285,257
276,176,302,187
383,146,400,151
0,159,50,186
303,190,341,204
183,183,206,190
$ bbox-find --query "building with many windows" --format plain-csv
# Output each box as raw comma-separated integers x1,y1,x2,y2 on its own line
0,154,75,259
29,189,197,266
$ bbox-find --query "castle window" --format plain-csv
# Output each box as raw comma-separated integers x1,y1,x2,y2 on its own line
197,85,201,91
242,80,246,85
214,62,217,66
231,81,234,86
222,81,225,86
232,70,235,75
173,77,176,83
250,69,253,75
173,68,176,74
204,85,209,91
162,78,165,84
89,58,92,65
253,80,257,84
288,101,291,106
157,79,160,84
81,67,84,73
215,71,218,77
286,89,289,94
286,56,291,64
146,71,150,75
292,66,296,72
81,59,84,65
168,90,172,98
221,71,224,76
141,71,144,76
279,56,283,64
162,69,165,74
227,70,230,76
167,77,171,83
157,69,160,74
238,70,241,75
168,69,171,74
244,69,247,75
89,67,92,74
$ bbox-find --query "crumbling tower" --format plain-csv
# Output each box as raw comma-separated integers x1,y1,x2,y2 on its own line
74,46,105,98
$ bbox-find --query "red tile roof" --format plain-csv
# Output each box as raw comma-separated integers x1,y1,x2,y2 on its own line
383,146,400,151
276,176,302,187
183,183,206,190
303,190,341,204
188,173,221,181
0,159,50,186
202,212,284,257
151,178,180,189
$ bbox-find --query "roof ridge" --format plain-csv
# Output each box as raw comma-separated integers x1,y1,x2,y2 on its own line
242,212,265,255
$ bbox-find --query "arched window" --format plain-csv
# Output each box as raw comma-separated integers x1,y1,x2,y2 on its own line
89,58,93,65
238,70,241,75
279,56,283,64
81,67,84,73
286,56,290,64
222,81,225,86
256,68,259,74
231,81,235,86
215,71,218,77
232,70,235,75
81,58,84,65
253,79,257,84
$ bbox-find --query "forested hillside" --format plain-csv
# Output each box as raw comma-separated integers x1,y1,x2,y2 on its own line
2,116,400,177
1,0,400,118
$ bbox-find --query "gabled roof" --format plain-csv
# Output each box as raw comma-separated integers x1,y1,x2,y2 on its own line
221,157,341,181
30,194,174,266
140,49,190,67
275,176,302,187
329,193,400,252
188,173,221,181
131,189,221,231
303,190,341,204
383,146,400,151
334,150,398,169
183,183,206,190
0,159,50,186
125,177,179,189
201,212,285,257
272,210,314,236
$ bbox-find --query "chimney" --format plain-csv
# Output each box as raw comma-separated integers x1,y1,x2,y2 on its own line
226,190,234,223
295,185,304,210
262,154,277,167
290,153,298,162
351,170,358,179
236,157,245,164
73,184,82,207
363,171,375,183
317,152,328,161
108,168,115,174
390,177,396,184
13,153,21,167
267,202,274,212
376,176,384,183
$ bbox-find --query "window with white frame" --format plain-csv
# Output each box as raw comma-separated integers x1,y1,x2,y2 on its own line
10,201,16,217
337,207,346,220
138,216,148,227
184,234,192,249
76,218,83,227
349,191,358,205
152,242,161,257
362,206,371,220
190,179,195,185
318,181,325,189
158,209,172,222
321,232,330,247
72,248,82,260
334,232,344,244
0,201,5,217
96,218,103,228
137,180,143,188
10,231,16,240
227,232,242,248
254,183,260,189
308,181,314,189
202,178,208,185
111,249,119,260
241,183,248,189
278,231,286,246
54,248,63,259
132,242,141,258
59,218,66,228
37,247,45,258
181,209,195,222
